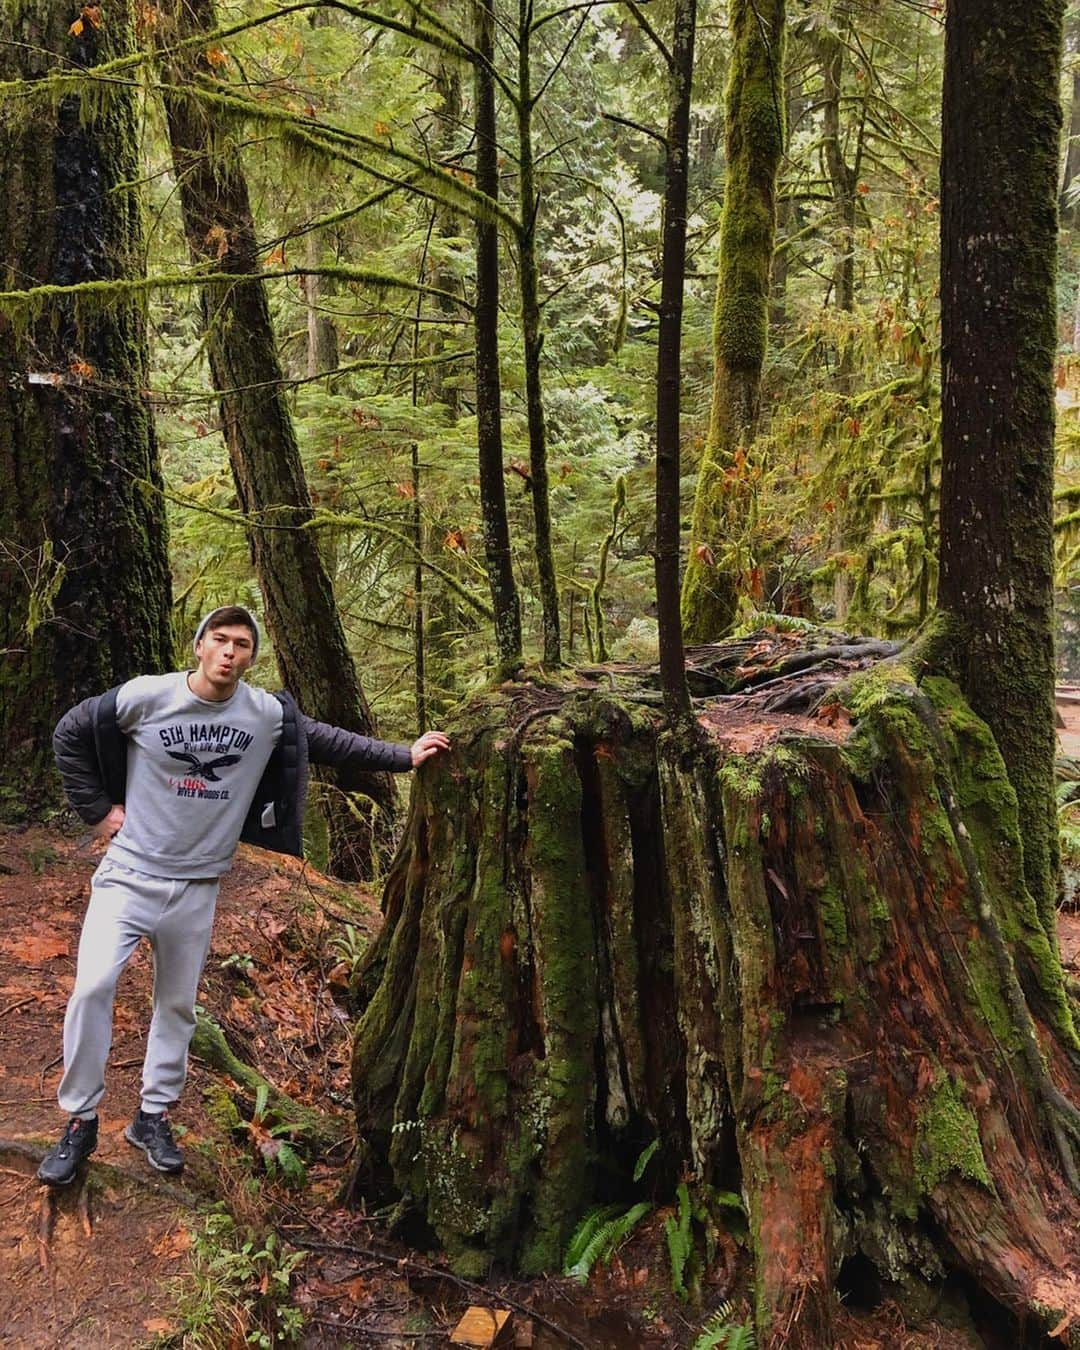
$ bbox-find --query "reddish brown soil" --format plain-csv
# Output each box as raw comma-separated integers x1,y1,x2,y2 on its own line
0,824,369,1348
0,822,1073,1348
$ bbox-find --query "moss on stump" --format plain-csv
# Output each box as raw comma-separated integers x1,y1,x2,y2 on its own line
349,632,1080,1347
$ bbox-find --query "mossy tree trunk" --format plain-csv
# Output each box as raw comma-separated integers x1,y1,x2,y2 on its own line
350,635,1080,1345
681,0,785,644
159,0,398,878
654,0,696,728
0,0,172,817
938,0,1064,944
472,0,523,676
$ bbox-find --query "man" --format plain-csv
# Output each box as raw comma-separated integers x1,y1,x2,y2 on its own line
38,605,448,1185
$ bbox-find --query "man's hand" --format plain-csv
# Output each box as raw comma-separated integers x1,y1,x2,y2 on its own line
93,804,125,839
411,731,450,767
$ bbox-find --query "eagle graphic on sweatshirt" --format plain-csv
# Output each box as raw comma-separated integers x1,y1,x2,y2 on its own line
165,751,243,782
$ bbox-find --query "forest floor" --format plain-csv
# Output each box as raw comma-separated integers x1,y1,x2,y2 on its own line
0,821,1063,1349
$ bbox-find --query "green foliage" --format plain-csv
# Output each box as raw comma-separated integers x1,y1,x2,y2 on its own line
243,1084,308,1189
664,1182,695,1299
692,1302,756,1350
562,1201,654,1283
162,1210,305,1348
1058,776,1080,872
663,1182,747,1304
632,1137,660,1181
329,921,369,977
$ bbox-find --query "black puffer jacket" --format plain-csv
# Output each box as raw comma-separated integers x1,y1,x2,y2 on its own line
53,685,413,858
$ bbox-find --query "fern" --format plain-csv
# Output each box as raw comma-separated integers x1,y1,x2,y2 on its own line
633,1138,660,1181
664,1182,693,1299
563,1204,623,1272
563,1202,653,1283
692,1304,756,1350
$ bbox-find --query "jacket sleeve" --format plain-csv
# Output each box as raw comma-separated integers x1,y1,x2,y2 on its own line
301,714,413,773
53,695,113,825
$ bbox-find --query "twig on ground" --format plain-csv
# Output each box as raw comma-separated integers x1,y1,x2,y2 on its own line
38,1053,62,1094
286,1234,588,1349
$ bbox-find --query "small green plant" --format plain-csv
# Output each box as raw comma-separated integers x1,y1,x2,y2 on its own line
164,1209,306,1347
692,1303,756,1350
561,1137,663,1282
329,921,368,975
244,1085,307,1188
220,952,256,977
666,1184,747,1303
562,1201,653,1283
28,844,57,875
633,1137,660,1180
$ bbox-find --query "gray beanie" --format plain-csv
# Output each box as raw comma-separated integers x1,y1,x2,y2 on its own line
193,606,261,663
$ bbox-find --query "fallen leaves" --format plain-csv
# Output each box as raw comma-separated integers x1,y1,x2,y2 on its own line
0,933,69,963
152,1227,192,1259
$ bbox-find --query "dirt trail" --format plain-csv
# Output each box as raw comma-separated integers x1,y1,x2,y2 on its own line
0,824,371,1348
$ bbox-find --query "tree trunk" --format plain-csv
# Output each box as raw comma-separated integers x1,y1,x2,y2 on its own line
350,633,1080,1344
1061,10,1080,223
654,0,696,729
820,28,857,385
682,0,786,644
516,18,561,668
472,0,523,676
159,0,398,878
938,0,1064,944
303,233,339,380
0,0,172,816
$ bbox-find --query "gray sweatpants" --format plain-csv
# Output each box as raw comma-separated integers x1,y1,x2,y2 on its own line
58,856,219,1117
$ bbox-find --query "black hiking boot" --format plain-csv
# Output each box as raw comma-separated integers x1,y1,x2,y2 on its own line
125,1109,183,1174
37,1116,98,1186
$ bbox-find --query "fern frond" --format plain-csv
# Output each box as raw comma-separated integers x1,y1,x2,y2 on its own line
633,1138,660,1181
691,1303,756,1350
563,1204,623,1275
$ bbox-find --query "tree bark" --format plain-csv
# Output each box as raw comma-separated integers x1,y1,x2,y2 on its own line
472,0,523,676
516,15,561,668
938,0,1064,944
350,634,1080,1344
654,0,696,729
159,0,398,879
681,0,786,643
0,0,172,815
303,233,339,380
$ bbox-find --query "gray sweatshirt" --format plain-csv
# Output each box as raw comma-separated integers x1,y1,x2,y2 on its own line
106,672,284,878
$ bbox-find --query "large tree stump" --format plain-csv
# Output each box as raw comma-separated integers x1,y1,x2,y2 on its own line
349,632,1080,1345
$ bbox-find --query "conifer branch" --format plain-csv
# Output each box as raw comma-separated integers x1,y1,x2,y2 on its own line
601,111,667,149
0,267,471,317
125,475,495,620
619,0,671,66
159,79,523,233
530,7,591,106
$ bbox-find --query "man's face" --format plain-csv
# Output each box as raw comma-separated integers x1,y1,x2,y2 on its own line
194,623,255,690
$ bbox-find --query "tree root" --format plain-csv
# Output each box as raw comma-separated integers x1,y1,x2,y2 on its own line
190,1011,347,1155
0,1139,200,1207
